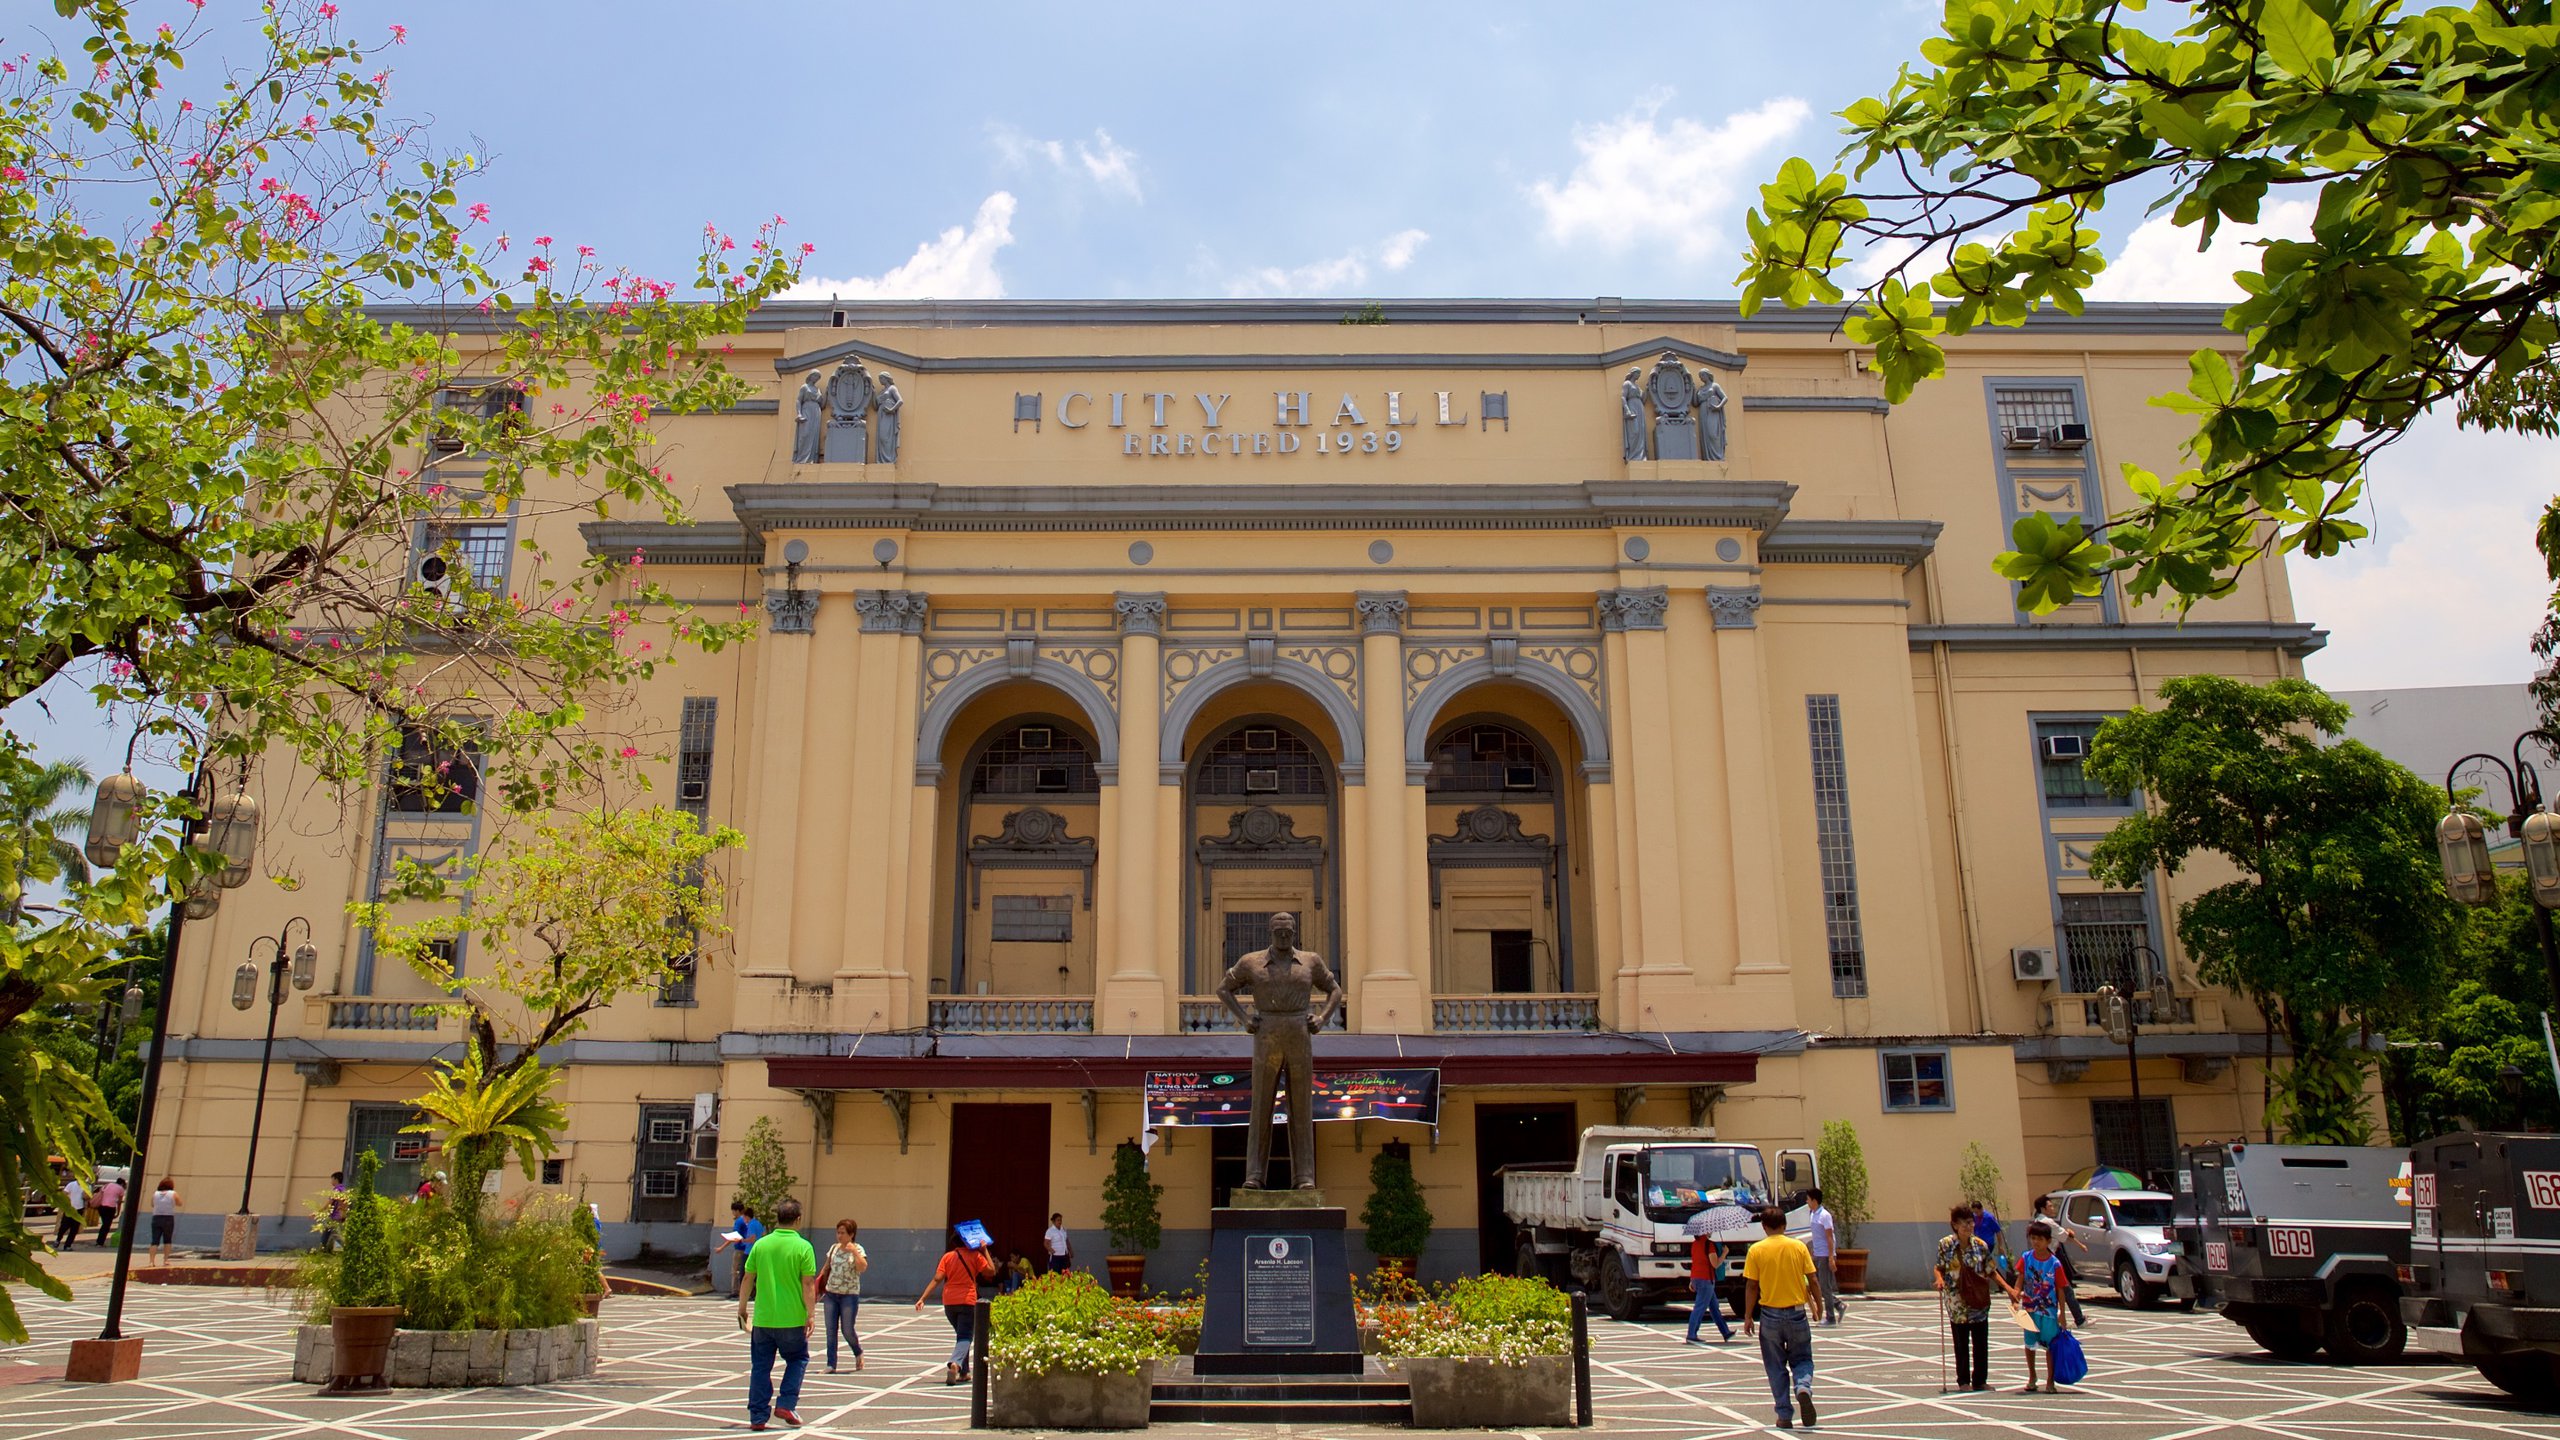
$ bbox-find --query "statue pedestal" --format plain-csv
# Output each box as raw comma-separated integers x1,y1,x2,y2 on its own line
1195,1202,1362,1376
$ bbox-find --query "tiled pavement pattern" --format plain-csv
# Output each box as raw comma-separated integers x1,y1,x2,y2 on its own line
5,1287,2560,1438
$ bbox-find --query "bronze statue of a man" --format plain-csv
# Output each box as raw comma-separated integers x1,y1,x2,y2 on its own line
1216,912,1341,1189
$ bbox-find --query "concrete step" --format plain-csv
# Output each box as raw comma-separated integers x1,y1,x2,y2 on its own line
1149,1398,1413,1424
1150,1361,1411,1423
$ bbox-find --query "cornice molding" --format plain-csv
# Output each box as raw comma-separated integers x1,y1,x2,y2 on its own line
1909,621,2327,657
772,333,1750,377
1760,519,1944,568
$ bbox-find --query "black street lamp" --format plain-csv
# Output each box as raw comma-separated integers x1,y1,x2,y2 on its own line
2437,733,2560,1006
70,748,260,1378
233,918,319,1225
2096,940,2163,1184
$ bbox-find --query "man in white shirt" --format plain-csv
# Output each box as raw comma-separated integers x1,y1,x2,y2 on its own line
1807,1187,1845,1325
1042,1213,1071,1275
54,1175,88,1250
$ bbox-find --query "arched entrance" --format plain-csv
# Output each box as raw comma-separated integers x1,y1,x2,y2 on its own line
1422,716,1576,995
941,714,1102,1000
1181,715,1343,996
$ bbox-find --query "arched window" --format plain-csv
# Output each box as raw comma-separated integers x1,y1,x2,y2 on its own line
1425,722,1553,797
946,718,1102,1001
1422,718,1575,998
1192,724,1329,797
969,723,1100,797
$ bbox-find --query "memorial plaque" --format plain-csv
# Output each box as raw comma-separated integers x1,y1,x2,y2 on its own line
1242,1234,1315,1347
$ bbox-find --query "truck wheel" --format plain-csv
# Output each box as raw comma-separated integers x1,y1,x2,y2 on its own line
2479,1354,2560,1408
1600,1259,1644,1322
2322,1287,2407,1366
2241,1314,2324,1362
1515,1240,1543,1281
2114,1260,2158,1310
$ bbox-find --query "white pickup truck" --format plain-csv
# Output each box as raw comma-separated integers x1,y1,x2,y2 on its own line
1501,1125,1817,1320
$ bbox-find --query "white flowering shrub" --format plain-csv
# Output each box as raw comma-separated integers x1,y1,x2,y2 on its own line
987,1271,1177,1378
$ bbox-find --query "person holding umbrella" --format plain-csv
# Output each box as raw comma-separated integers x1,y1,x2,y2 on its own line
1683,1204,1750,1344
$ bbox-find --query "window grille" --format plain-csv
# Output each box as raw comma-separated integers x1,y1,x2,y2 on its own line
540,1158,566,1186
991,894,1075,943
659,697,718,1007
1196,725,1326,797
2035,719,2129,808
2091,1097,2176,1185
1882,1049,1953,1110
1426,722,1553,795
417,521,512,592
1805,696,1867,998
971,724,1100,796
1223,911,1270,958
640,1169,680,1199
2056,892,2162,991
1994,386,2081,437
647,1116,687,1145
386,723,482,815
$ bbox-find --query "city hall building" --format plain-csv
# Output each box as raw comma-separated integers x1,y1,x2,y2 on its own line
149,299,2324,1287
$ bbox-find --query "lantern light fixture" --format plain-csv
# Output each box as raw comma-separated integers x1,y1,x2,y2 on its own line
229,960,258,1011
2439,811,2499,906
84,772,147,870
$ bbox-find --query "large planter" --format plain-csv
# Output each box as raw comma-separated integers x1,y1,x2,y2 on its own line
1391,1354,1573,1428
323,1306,401,1393
295,1319,599,1388
1105,1254,1148,1298
987,1361,1155,1429
578,1292,605,1317
1834,1248,1870,1295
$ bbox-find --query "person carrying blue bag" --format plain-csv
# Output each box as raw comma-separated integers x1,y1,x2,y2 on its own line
1998,1219,2079,1394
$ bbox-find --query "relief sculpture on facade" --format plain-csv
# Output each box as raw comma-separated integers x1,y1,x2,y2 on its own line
1625,350,1729,462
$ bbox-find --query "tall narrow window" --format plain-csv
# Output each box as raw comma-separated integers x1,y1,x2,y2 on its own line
660,697,717,1006
1805,695,1867,999
2033,718,2129,808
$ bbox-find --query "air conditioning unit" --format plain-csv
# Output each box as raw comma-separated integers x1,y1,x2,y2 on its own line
690,1124,719,1166
1018,726,1053,750
2005,426,2043,450
2048,422,2091,449
2012,946,2057,982
678,779,708,802
1244,768,1281,793
2042,733,2089,763
413,550,452,601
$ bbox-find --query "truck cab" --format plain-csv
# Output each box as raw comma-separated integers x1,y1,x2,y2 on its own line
2173,1141,2409,1364
2403,1132,2560,1403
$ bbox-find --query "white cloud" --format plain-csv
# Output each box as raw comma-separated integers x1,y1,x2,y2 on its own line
1223,228,1430,298
988,123,1143,203
2086,199,2315,302
1526,94,1810,263
784,193,1016,300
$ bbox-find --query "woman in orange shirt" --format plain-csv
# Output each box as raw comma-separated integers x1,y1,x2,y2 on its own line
914,1226,996,1386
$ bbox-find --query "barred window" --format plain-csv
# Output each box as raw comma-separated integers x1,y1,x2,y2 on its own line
1425,722,1553,796
2056,892,2155,993
1222,911,1270,958
660,696,719,1007
2091,1097,2176,1185
386,723,481,815
639,1169,681,1199
971,723,1100,797
1805,695,1867,998
1195,725,1327,797
1994,386,2080,437
991,894,1074,943
2034,718,2130,808
417,521,512,593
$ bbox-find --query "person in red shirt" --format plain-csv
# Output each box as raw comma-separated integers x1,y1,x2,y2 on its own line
1687,1232,1734,1343
914,1226,996,1386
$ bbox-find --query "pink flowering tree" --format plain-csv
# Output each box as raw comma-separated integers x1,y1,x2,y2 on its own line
0,0,803,1328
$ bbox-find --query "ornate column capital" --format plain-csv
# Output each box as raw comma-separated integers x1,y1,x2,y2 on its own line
854,588,928,635
1113,591,1167,636
1355,590,1410,635
764,587,819,635
1597,585,1668,632
1706,584,1763,630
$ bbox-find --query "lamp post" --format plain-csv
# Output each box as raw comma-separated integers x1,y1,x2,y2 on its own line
2097,940,2163,1185
2436,733,2560,1007
68,750,260,1381
230,918,318,1249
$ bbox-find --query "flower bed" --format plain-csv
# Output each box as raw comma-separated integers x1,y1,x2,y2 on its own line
987,1272,1177,1430
1369,1274,1574,1428
291,1319,598,1387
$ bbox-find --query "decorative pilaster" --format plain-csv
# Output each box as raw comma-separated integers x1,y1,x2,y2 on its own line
1354,591,1422,1031
854,588,929,634
839,588,930,1002
1598,585,1669,632
1108,593,1168,1028
764,587,820,635
1706,585,1762,630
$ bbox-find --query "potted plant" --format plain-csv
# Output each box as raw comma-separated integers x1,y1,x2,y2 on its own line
325,1150,401,1392
576,1200,608,1316
1359,1139,1432,1281
1099,1140,1161,1298
1815,1119,1873,1294
1377,1274,1573,1428
986,1271,1173,1429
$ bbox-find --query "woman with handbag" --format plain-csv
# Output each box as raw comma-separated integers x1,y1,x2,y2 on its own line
821,1219,868,1373
913,1225,996,1387
1931,1204,1996,1392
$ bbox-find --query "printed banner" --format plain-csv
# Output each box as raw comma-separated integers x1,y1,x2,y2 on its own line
1145,1068,1439,1128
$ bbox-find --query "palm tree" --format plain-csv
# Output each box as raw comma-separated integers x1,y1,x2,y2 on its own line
3,758,95,912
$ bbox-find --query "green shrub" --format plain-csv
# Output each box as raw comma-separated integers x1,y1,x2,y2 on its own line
1814,1119,1872,1250
1371,1274,1570,1364
1100,1141,1161,1254
1957,1142,2003,1213
988,1270,1176,1376
294,1167,592,1330
335,1149,396,1309
733,1115,796,1227
1358,1142,1433,1259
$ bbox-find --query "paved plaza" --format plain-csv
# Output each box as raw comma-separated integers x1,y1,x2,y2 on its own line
5,1285,2560,1438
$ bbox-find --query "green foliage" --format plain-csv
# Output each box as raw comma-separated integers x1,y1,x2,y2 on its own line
2389,873,2560,1142
1957,1141,2003,1213
402,1047,567,1235
2085,676,2457,1141
1737,1,2560,623
1100,1140,1162,1254
987,1270,1177,1377
1445,1272,1569,1329
578,1200,607,1296
1813,1120,1871,1250
1358,1143,1434,1258
355,806,742,1079
732,1115,796,1227
1369,1274,1571,1363
2,758,92,912
333,1149,396,1309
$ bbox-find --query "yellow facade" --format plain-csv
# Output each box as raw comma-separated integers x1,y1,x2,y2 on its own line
146,300,2318,1287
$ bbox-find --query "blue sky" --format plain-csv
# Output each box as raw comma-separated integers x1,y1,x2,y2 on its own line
7,0,2550,795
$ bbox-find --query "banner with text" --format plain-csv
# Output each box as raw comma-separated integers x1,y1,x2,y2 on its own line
1145,1068,1440,1128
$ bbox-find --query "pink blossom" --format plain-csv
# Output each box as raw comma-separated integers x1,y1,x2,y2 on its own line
534,234,552,247
467,201,489,223
576,244,593,258
528,256,550,273
1,166,24,184
799,242,815,256
388,23,407,42
426,483,447,496
618,745,639,760
630,549,646,567
319,1,337,13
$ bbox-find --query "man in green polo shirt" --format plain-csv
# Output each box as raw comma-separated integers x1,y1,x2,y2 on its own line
738,1197,819,1430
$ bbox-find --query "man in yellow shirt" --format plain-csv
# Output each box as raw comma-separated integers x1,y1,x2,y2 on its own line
1741,1206,1824,1429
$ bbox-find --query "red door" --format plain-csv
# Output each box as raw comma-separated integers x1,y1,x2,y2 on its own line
947,1103,1054,1268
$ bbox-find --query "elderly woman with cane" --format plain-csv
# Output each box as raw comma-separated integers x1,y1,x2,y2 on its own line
1932,1203,1996,1392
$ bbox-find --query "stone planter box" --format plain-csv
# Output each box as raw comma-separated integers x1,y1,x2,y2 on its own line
987,1360,1155,1429
1389,1354,1572,1428
293,1320,599,1387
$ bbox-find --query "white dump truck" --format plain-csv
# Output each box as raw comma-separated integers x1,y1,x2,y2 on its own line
1500,1125,1817,1320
